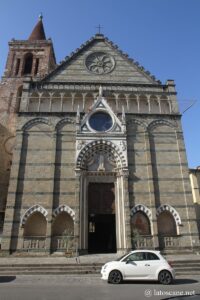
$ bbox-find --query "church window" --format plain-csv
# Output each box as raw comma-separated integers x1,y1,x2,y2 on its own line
0,212,5,232
89,111,113,132
34,58,39,75
23,53,33,75
85,52,115,74
15,59,20,75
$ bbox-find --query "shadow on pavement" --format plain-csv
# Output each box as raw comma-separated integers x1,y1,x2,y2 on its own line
122,280,161,285
121,278,198,285
173,278,199,285
163,295,200,300
0,276,16,283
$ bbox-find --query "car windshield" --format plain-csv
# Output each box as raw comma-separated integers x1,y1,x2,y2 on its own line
116,253,129,261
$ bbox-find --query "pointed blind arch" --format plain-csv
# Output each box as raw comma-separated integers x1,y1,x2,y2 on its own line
156,204,181,226
21,204,48,227
52,205,75,221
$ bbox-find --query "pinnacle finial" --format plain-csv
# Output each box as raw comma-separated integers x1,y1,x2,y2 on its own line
99,86,103,97
28,14,46,41
122,105,126,123
76,105,80,123
39,13,43,20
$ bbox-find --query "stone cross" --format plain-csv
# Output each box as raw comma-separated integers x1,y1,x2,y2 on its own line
96,24,103,34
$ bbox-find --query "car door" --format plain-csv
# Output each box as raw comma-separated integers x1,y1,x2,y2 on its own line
143,252,161,279
121,252,148,279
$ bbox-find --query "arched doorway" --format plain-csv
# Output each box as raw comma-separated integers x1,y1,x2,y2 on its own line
76,140,128,254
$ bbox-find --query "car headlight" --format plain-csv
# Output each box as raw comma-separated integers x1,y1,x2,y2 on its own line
102,264,108,270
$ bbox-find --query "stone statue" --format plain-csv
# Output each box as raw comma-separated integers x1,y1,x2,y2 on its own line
97,154,105,171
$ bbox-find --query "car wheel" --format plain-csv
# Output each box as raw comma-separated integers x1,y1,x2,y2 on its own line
108,270,122,284
158,270,173,285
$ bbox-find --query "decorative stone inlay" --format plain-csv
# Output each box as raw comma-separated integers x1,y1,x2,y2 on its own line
147,119,176,132
21,205,48,227
127,119,147,129
77,140,86,150
22,118,51,131
76,140,127,170
55,117,75,131
156,204,181,226
85,52,115,74
52,205,75,221
131,204,152,219
120,141,127,151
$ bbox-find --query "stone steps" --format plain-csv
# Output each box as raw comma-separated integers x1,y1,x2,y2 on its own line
0,260,199,275
0,264,101,275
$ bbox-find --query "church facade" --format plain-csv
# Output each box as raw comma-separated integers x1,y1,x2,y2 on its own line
0,17,199,255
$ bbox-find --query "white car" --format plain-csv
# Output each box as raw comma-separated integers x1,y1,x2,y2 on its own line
101,250,175,285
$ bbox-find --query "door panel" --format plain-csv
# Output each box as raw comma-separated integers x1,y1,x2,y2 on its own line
122,261,149,279
88,183,116,253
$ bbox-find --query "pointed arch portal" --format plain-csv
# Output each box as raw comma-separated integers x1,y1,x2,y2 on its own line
76,140,129,254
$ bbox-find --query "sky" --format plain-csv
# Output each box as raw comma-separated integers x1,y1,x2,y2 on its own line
0,0,199,168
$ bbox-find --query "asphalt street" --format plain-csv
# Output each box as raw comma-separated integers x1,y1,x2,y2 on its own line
0,275,199,300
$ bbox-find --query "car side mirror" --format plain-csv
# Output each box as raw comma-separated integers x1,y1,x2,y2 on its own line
126,259,131,264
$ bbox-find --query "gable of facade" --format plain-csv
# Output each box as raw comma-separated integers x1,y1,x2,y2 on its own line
43,34,158,84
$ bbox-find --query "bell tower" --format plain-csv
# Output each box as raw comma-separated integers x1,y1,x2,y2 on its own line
3,15,56,80
0,16,56,238
0,15,56,131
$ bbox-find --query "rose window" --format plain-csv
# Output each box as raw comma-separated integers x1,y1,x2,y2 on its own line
85,52,115,75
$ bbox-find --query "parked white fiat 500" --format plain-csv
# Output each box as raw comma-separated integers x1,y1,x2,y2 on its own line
101,250,175,285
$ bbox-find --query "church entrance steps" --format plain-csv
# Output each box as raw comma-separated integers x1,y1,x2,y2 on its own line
0,259,199,275
0,264,101,275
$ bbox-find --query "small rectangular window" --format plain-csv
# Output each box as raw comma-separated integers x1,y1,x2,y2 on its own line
15,59,20,75
0,212,5,236
34,58,39,75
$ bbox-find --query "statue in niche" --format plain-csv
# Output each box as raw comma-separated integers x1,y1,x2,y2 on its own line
97,154,105,171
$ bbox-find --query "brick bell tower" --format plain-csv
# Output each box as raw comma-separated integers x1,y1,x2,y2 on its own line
0,14,56,132
0,15,56,241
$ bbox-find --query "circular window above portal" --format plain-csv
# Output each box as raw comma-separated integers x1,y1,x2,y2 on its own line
85,52,115,75
89,111,113,132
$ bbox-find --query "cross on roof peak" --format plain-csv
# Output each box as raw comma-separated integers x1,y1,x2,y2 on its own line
96,24,103,34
